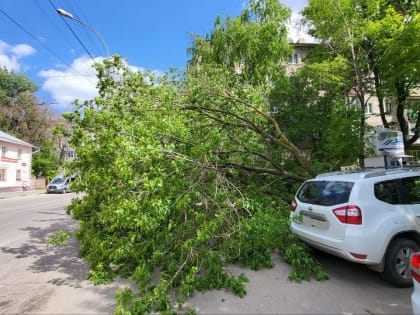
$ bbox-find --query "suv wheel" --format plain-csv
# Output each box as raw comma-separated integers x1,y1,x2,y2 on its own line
381,238,419,287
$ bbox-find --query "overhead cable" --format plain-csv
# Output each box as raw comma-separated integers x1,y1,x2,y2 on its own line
47,0,96,62
0,8,66,65
0,7,96,86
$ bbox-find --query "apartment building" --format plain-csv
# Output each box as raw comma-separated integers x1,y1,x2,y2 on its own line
0,130,35,192
286,40,318,75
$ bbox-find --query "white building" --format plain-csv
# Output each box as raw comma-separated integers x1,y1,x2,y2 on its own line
0,130,35,191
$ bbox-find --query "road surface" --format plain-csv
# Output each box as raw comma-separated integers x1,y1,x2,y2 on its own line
0,192,414,314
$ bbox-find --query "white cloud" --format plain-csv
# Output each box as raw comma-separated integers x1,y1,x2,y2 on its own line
287,12,317,43
38,56,164,112
39,56,99,111
11,44,36,57
281,0,307,13
0,40,36,72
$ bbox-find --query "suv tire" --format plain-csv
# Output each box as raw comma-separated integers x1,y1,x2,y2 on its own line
381,238,419,287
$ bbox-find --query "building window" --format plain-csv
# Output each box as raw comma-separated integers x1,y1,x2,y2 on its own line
365,103,373,114
288,54,298,64
66,151,76,160
16,169,21,181
385,100,392,114
1,146,6,157
0,169,6,181
269,105,279,114
17,148,22,159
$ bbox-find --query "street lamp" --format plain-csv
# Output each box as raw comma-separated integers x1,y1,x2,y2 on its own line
56,8,110,57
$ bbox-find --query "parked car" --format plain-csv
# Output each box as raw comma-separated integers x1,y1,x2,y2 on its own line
411,252,420,314
46,175,73,194
290,168,420,287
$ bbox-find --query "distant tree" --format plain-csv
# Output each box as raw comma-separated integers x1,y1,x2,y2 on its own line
32,139,59,177
0,67,60,176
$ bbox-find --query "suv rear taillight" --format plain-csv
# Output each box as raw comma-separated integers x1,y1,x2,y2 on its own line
411,253,420,283
333,205,362,225
291,198,297,212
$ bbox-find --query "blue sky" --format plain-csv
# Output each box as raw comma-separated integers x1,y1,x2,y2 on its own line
1,0,308,113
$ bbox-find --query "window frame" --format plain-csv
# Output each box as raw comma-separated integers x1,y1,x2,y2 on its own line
288,53,298,64
297,180,354,206
0,168,6,181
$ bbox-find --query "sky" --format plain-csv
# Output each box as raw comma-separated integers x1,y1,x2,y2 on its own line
1,0,310,113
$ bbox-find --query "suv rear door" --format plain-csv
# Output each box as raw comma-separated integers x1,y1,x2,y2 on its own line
400,176,420,226
374,175,420,227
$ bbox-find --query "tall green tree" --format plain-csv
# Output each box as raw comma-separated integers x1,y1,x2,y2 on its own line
271,54,362,170
302,0,374,167
302,0,420,159
368,3,420,147
187,0,317,179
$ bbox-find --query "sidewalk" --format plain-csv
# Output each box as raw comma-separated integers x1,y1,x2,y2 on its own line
0,188,46,199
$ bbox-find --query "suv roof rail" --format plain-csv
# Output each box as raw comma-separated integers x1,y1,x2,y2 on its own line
316,171,345,178
316,168,386,177
315,167,419,179
362,170,387,178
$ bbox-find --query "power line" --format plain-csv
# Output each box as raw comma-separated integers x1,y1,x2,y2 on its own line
0,8,66,65
33,0,76,56
66,0,104,57
0,6,97,87
47,0,95,62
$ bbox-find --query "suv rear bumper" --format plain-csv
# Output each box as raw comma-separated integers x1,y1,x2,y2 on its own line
290,222,383,265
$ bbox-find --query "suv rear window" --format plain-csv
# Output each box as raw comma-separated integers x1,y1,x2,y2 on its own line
297,180,354,206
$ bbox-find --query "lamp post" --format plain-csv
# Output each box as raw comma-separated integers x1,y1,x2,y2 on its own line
56,8,110,57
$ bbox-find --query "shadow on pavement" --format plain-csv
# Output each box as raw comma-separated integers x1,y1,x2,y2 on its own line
0,213,124,314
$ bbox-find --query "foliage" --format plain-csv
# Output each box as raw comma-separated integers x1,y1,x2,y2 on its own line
0,68,41,141
270,54,362,171
59,1,379,313
187,0,317,180
189,0,291,85
32,139,60,177
370,4,420,146
0,67,61,175
64,47,327,313
302,0,420,154
47,230,72,246
302,0,373,167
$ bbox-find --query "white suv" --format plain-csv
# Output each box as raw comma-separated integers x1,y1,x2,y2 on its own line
290,168,420,287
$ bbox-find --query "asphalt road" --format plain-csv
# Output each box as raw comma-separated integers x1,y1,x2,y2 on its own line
0,192,414,314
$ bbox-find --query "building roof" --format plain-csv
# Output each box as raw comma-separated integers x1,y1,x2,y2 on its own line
0,130,34,147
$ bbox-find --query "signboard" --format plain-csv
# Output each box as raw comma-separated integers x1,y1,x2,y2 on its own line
366,128,404,157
